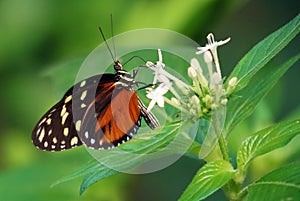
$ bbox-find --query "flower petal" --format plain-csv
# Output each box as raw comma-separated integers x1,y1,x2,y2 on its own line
156,96,165,107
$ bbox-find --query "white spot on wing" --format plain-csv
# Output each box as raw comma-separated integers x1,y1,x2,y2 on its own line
75,120,81,131
84,131,89,139
38,128,45,142
52,137,57,144
80,80,86,87
71,136,78,146
61,112,69,125
38,118,46,126
36,127,41,135
64,95,72,103
60,105,66,116
46,118,51,125
80,90,87,100
63,127,69,136
91,138,95,144
44,141,48,147
81,103,86,108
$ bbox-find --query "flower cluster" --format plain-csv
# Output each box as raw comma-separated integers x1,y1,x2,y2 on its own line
145,33,238,120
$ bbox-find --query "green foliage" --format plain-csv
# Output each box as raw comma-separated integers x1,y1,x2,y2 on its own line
80,167,119,195
236,119,300,182
48,13,300,200
224,53,300,135
226,14,300,91
1,1,299,201
179,160,235,201
73,121,198,195
244,162,300,201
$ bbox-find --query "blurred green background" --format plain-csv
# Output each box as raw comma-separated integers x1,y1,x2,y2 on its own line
0,0,299,200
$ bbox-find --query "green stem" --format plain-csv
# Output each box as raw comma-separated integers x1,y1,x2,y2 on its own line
212,114,243,201
211,114,229,161
218,133,230,161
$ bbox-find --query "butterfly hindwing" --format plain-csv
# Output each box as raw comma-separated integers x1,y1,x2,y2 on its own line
79,79,142,149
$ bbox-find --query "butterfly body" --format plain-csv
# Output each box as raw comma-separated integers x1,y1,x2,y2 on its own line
32,61,159,151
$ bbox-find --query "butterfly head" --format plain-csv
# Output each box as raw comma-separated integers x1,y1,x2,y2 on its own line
114,60,123,71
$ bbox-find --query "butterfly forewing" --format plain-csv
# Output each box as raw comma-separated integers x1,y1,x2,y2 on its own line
32,74,116,151
32,89,83,151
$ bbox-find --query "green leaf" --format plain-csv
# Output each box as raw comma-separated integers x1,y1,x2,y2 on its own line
51,160,105,187
237,119,300,173
179,160,235,201
224,53,300,135
244,162,300,201
80,167,119,195
79,121,198,195
226,14,300,91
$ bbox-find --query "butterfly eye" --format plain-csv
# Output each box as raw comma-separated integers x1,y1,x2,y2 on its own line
114,61,123,71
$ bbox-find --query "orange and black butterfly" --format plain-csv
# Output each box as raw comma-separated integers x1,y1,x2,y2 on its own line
32,23,159,151
32,60,159,151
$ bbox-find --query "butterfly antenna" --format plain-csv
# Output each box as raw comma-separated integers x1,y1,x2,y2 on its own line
110,14,117,61
123,55,147,67
98,26,116,62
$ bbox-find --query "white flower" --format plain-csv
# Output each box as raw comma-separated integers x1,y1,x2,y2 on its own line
146,49,189,89
146,82,171,112
196,33,230,85
196,33,230,55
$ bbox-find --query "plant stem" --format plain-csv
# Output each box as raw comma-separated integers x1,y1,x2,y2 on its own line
212,114,242,201
212,114,229,161
218,133,230,161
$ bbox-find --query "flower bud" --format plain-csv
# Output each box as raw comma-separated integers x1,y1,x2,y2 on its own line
211,72,222,85
191,95,200,105
171,97,180,106
226,77,238,95
190,58,203,73
221,98,228,105
188,67,197,79
228,77,237,87
204,51,213,63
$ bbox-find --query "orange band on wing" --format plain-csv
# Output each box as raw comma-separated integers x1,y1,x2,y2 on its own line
95,88,140,143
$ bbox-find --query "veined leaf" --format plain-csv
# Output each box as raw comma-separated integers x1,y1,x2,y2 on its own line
79,121,198,194
226,14,300,91
80,168,119,195
51,160,102,188
179,160,235,201
237,119,300,172
224,53,300,135
244,162,300,201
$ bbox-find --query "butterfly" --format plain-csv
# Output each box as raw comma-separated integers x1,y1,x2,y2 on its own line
32,60,160,151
